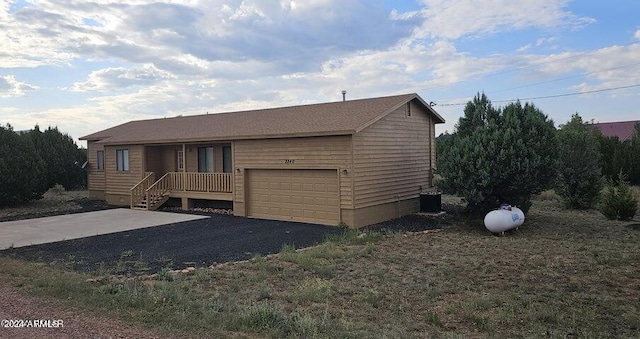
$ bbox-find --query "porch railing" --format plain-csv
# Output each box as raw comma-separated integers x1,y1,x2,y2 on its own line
130,172,155,208
145,173,172,209
132,172,233,210
164,172,232,193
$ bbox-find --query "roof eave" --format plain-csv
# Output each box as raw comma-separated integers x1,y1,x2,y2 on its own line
95,130,356,146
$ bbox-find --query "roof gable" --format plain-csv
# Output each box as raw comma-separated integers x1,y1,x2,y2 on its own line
81,93,445,145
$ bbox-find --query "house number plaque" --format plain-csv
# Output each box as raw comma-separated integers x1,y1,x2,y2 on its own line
284,159,295,164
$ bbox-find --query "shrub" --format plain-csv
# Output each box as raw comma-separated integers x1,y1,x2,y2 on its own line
438,93,558,214
555,114,602,209
49,183,66,195
601,178,638,221
241,302,286,331
616,183,638,221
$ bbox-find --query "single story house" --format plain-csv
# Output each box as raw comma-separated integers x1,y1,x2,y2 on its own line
80,93,445,228
594,120,639,142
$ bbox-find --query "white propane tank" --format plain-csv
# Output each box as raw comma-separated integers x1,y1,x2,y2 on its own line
483,204,525,233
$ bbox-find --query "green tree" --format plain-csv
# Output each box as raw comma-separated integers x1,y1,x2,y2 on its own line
555,114,602,209
455,92,500,138
601,174,638,221
598,134,620,182
0,125,47,206
629,123,640,185
435,131,453,173
597,123,640,186
439,95,558,214
26,125,86,190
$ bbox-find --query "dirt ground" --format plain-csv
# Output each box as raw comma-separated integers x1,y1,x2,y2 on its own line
0,284,186,339
0,191,189,338
0,190,112,222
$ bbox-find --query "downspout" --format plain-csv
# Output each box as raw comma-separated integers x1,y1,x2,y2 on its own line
428,113,433,188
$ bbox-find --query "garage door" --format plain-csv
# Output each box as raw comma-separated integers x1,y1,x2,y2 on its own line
246,169,340,225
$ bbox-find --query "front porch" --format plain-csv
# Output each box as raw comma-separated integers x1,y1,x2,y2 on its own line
131,172,233,210
130,142,234,210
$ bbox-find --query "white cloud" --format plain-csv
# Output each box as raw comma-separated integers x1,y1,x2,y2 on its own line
1,0,636,142
530,44,640,92
414,0,595,39
1,0,417,77
517,44,532,52
635,29,640,40
71,64,175,92
0,75,39,97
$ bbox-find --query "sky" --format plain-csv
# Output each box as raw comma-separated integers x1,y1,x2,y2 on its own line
1,0,639,146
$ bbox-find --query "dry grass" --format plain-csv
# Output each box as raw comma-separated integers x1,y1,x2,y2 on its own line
1,196,639,338
0,189,88,220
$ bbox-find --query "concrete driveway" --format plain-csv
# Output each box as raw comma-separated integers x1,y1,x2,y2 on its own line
0,209,208,250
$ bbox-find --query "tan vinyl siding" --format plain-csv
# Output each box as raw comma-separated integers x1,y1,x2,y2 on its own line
233,136,353,217
352,101,433,209
104,145,144,196
86,141,105,193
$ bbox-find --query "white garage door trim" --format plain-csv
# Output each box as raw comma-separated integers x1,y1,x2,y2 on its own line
246,169,340,225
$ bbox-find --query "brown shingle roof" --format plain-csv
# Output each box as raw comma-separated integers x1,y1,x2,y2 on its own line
594,120,639,142
80,93,445,144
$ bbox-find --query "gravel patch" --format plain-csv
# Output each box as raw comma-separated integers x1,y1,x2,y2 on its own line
0,214,344,274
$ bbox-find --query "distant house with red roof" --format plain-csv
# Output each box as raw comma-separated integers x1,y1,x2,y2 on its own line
593,120,640,142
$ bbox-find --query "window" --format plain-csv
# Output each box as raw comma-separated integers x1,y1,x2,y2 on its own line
406,102,411,116
116,149,129,171
223,146,232,173
177,150,184,170
198,147,214,172
96,150,104,170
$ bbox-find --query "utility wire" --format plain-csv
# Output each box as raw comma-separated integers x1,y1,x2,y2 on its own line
434,83,640,107
489,61,640,94
416,41,640,93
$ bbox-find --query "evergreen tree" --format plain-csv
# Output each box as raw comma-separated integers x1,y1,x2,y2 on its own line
435,132,453,174
439,95,558,214
597,123,640,186
629,123,640,185
26,125,86,190
555,114,602,209
0,125,47,206
455,92,500,138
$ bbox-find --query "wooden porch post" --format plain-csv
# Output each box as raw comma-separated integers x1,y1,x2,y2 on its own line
181,143,188,210
182,144,186,192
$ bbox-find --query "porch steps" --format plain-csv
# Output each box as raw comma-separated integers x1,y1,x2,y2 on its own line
132,194,169,211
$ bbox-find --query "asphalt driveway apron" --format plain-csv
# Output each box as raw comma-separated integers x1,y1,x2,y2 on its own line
0,209,208,250
0,212,344,273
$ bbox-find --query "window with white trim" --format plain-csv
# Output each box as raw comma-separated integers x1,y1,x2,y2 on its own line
116,149,129,171
177,150,184,170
